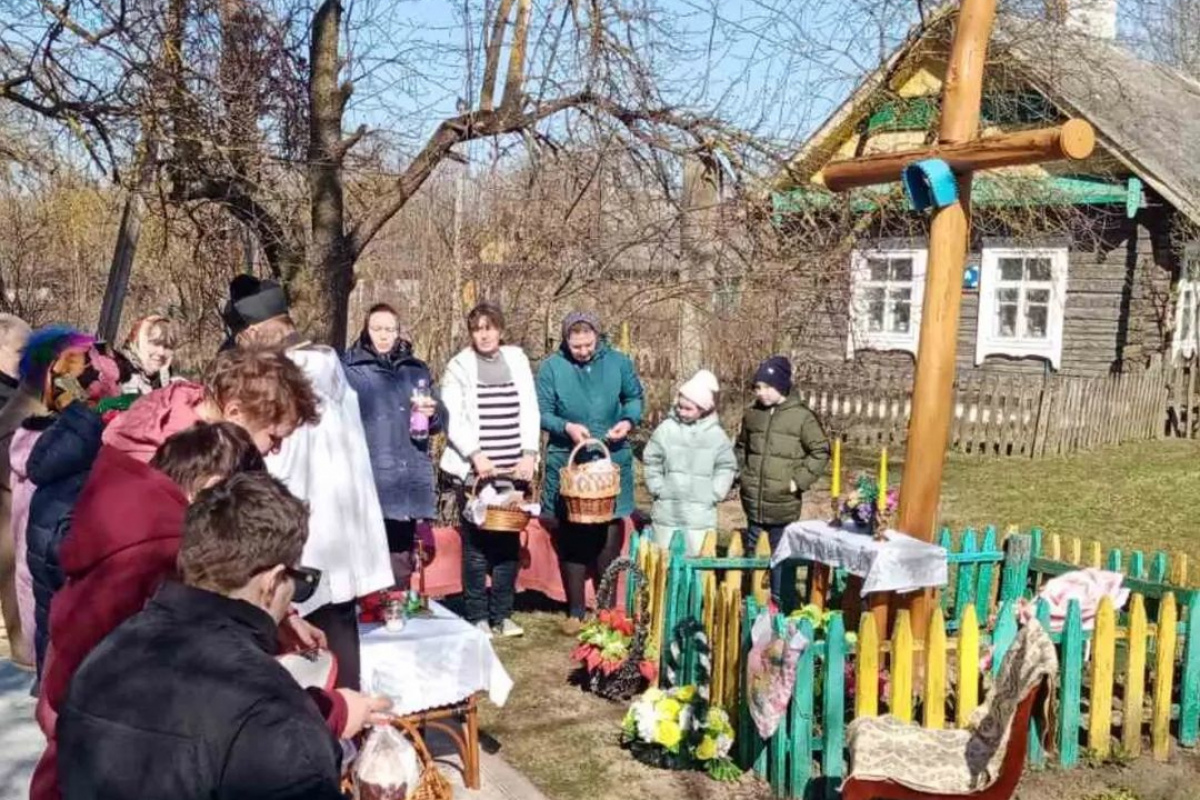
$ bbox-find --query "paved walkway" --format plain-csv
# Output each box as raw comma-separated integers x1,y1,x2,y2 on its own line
0,662,39,800
0,658,547,800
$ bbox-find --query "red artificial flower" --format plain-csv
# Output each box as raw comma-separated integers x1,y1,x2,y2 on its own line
571,644,593,663
585,649,604,672
639,660,659,683
599,609,612,626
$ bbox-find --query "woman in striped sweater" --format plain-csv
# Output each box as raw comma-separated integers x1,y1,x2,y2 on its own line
440,303,540,637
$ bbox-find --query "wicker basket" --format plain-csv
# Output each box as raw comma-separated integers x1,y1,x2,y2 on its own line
345,717,453,800
469,472,534,533
573,556,653,701
559,439,620,524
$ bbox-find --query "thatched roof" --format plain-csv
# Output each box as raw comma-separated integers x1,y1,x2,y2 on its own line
779,8,1200,224
995,16,1200,223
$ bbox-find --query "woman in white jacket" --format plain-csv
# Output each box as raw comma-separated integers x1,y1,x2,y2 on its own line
440,303,539,637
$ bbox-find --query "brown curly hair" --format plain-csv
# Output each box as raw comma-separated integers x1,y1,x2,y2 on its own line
202,347,320,431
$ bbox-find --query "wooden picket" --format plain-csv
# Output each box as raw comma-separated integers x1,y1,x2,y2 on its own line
924,607,947,730
856,614,879,718
1153,593,1177,762
890,611,914,722
1122,594,1147,756
957,604,980,728
1088,596,1115,758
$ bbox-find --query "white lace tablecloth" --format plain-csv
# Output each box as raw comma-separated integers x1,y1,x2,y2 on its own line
771,519,948,597
359,601,514,715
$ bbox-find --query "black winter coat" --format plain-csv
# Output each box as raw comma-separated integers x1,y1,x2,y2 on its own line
27,401,103,673
58,581,344,800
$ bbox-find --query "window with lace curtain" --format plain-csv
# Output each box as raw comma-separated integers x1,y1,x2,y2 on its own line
848,249,927,357
975,247,1068,369
1173,256,1200,360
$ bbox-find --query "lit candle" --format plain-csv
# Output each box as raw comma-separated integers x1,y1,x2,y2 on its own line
831,438,842,498
878,447,888,512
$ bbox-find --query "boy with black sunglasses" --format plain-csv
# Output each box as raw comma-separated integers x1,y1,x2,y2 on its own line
56,472,391,800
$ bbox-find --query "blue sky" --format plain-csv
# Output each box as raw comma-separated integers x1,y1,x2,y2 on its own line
338,0,922,169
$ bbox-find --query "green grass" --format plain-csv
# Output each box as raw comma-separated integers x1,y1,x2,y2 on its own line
938,440,1200,568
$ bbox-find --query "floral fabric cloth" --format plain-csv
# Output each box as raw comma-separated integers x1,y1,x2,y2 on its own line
745,612,809,739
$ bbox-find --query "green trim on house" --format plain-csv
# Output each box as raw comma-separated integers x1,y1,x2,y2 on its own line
864,92,1060,134
771,175,1145,219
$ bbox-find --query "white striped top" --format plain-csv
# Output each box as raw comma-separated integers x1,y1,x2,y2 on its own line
475,352,523,469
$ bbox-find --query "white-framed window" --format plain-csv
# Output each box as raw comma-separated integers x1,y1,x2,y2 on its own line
1172,255,1200,359
975,247,1068,369
847,248,927,357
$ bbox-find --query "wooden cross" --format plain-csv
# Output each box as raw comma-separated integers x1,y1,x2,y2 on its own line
822,0,1095,639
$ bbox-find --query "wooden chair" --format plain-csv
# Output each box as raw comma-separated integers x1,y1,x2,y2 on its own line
841,679,1049,800
842,621,1057,800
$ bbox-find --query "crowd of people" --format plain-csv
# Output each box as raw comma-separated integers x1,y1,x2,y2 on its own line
0,277,831,798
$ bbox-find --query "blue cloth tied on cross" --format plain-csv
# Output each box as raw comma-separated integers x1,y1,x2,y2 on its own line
902,158,958,211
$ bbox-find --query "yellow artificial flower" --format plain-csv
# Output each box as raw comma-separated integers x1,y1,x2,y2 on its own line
656,719,683,750
694,735,718,761
675,685,696,702
642,688,663,704
655,698,682,719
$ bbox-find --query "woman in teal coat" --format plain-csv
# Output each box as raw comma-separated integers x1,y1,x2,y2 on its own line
642,369,737,557
537,311,643,632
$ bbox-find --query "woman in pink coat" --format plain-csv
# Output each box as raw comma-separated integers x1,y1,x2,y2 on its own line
10,424,42,666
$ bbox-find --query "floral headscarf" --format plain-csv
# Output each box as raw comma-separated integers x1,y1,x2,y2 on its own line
19,326,122,412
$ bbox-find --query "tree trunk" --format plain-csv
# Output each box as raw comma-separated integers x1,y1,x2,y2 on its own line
678,156,719,378
308,0,352,347
97,190,146,342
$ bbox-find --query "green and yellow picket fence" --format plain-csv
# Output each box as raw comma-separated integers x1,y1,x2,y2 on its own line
623,526,1200,798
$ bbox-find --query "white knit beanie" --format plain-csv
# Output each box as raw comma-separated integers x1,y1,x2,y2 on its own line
678,369,720,412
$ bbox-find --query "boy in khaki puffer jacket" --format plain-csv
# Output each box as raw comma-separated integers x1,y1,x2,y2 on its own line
735,355,830,602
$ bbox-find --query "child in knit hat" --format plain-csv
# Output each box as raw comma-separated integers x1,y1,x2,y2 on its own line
736,355,830,602
642,369,738,556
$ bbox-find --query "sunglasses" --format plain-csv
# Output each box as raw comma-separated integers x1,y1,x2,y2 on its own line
285,566,322,604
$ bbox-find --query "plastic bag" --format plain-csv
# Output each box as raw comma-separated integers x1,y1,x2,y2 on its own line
745,612,808,739
353,725,421,800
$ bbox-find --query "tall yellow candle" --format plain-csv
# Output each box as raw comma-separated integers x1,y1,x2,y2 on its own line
831,438,842,498
878,447,888,511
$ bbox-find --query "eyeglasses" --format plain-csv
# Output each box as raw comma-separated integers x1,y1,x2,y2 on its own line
286,566,322,604
249,564,321,604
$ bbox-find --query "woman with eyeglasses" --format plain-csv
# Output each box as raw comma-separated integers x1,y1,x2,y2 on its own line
343,303,442,590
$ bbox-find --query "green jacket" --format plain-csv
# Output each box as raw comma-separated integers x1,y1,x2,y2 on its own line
643,412,737,533
735,395,830,525
537,342,644,520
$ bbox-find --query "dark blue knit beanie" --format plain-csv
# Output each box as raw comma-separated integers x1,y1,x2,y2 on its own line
753,355,792,396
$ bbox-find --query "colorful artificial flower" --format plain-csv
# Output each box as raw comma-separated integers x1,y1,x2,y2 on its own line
620,685,740,781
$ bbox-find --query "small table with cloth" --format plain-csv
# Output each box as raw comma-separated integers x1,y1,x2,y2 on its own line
358,600,514,789
772,519,948,631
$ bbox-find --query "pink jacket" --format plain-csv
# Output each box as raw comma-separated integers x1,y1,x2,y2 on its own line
10,426,42,662
101,382,205,463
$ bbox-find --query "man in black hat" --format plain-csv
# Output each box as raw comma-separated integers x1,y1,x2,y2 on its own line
222,276,392,691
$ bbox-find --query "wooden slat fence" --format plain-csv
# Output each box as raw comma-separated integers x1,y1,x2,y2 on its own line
625,526,1200,798
792,363,1170,458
